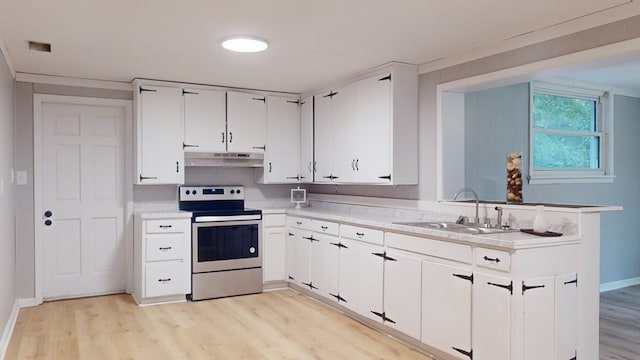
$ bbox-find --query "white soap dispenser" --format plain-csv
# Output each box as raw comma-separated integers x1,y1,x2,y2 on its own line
532,205,547,233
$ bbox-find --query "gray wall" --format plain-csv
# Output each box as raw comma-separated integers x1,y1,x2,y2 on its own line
0,50,15,335
464,84,640,283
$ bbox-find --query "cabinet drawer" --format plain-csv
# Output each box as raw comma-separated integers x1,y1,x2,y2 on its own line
312,220,339,236
264,214,286,227
145,219,188,234
340,224,383,245
287,216,312,230
146,234,186,262
475,248,511,272
144,261,185,298
386,232,472,264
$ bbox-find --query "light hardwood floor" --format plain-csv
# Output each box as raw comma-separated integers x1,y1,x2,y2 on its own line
5,290,431,360
600,284,640,360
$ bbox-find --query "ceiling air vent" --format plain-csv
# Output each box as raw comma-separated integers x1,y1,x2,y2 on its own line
27,41,51,53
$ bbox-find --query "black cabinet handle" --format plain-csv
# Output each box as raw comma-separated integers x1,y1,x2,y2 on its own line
139,86,157,94
321,226,328,230
139,175,158,182
355,159,359,171
158,278,172,283
176,161,179,173
159,246,172,251
221,132,225,143
488,281,513,294
483,256,501,263
183,142,199,149
453,273,474,284
229,132,233,143
452,347,473,359
522,282,545,295
356,232,365,237
296,221,302,225
44,219,52,226
44,210,53,218
268,162,272,173
159,225,172,229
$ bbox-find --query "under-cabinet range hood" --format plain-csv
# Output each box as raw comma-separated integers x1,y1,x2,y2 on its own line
184,152,264,168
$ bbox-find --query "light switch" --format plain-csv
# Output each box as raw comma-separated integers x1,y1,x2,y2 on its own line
16,171,27,185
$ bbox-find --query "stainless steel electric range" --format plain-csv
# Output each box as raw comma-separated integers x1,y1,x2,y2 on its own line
179,185,263,301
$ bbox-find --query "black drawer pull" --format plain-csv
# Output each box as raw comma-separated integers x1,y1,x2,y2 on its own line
483,255,500,263
159,225,173,229
158,278,172,283
321,226,328,230
159,247,172,251
356,232,364,237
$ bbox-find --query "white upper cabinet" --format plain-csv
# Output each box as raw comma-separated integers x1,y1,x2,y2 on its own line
261,95,300,183
227,91,267,153
134,82,184,184
183,88,226,153
330,83,357,183
299,96,314,183
314,93,333,183
353,74,392,183
310,63,418,185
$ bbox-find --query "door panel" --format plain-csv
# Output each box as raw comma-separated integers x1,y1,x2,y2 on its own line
523,276,555,360
473,272,512,360
183,88,226,152
42,101,126,299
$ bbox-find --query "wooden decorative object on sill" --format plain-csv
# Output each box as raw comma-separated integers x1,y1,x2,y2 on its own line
507,152,523,203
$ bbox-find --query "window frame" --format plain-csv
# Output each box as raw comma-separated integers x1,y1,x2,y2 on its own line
528,81,614,184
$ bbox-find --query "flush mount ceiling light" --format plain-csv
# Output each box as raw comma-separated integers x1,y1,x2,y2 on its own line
221,36,268,53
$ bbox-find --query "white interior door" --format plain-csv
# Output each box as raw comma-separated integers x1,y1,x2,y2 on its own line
40,100,126,300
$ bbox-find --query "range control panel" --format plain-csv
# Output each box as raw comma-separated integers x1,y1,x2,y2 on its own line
179,185,244,201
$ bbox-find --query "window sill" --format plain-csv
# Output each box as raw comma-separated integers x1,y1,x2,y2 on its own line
528,175,615,185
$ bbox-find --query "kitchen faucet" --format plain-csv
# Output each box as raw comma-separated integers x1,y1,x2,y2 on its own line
452,188,480,225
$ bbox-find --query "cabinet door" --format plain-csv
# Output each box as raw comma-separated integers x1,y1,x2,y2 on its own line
555,273,578,359
263,227,286,282
227,91,267,153
339,238,384,322
355,74,391,183
183,88,226,152
294,230,312,288
473,272,512,360
265,95,300,183
137,85,184,184
330,83,357,182
299,96,314,183
522,276,555,360
384,249,422,339
313,233,340,300
286,231,297,283
314,93,332,182
422,260,472,359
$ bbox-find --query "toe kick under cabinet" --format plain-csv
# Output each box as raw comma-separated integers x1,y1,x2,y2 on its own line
133,212,192,305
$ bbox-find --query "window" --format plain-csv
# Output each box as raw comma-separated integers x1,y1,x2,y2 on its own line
529,82,613,184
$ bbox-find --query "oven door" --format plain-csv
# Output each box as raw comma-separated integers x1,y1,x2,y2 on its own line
192,219,262,273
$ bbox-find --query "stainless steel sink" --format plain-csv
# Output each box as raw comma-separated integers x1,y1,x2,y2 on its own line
394,221,518,235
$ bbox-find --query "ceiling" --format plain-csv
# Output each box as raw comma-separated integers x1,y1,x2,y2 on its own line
0,0,637,93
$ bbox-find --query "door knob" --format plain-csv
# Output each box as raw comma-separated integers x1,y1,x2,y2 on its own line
44,220,52,226
44,210,52,218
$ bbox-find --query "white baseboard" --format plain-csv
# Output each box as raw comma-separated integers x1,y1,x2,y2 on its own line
17,298,37,308
600,276,640,292
0,301,20,360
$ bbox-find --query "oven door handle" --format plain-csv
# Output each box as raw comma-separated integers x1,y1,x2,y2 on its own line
195,214,262,222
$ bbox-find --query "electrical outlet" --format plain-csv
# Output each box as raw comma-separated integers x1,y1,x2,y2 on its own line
16,171,27,186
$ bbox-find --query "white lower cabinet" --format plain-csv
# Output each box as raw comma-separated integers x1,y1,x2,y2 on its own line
473,272,512,360
263,214,287,283
383,249,422,339
338,237,384,322
421,260,472,359
133,214,191,305
287,228,311,287
555,273,578,360
313,232,340,300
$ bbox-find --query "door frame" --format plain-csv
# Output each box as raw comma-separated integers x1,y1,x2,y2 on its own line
33,94,133,304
